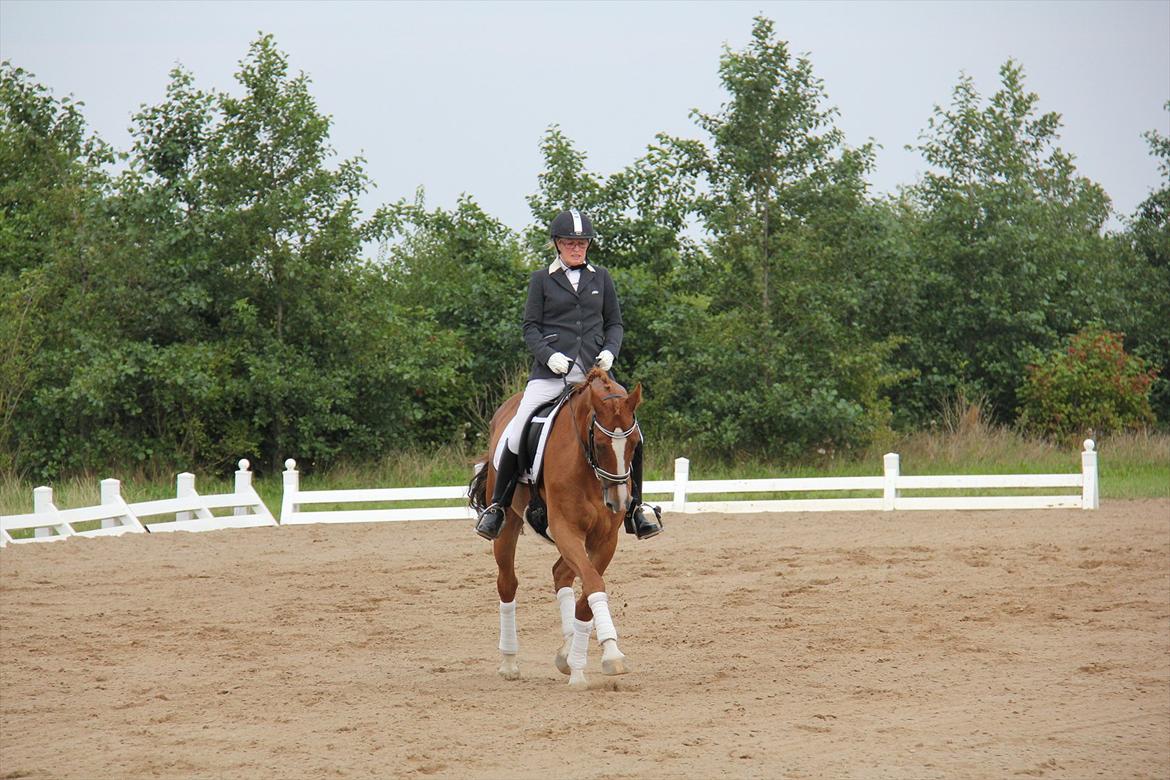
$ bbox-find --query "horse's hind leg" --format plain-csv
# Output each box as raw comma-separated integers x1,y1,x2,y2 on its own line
552,557,577,675
493,511,524,680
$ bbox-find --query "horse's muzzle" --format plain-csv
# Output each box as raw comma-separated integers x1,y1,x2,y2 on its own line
602,481,628,514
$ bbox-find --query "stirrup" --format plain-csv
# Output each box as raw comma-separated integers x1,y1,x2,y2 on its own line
625,503,663,540
475,503,506,541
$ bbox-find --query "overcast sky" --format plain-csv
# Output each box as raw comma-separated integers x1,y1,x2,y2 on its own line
2,0,1167,235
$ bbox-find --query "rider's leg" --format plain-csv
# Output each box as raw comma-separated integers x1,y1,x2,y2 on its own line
624,441,663,539
476,377,567,541
475,447,521,540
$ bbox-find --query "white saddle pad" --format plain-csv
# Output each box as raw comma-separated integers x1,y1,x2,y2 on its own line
492,392,573,485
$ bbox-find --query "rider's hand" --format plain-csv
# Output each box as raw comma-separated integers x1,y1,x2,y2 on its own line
547,352,571,375
595,349,614,371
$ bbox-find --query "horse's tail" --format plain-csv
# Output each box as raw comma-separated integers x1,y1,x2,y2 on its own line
468,458,489,513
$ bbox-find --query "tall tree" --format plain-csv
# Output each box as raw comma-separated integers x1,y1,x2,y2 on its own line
0,62,113,476
645,16,899,456
375,193,529,414
901,60,1117,421
1122,103,1170,421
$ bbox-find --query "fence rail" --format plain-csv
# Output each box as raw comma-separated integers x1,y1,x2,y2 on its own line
2,442,1098,547
0,460,275,547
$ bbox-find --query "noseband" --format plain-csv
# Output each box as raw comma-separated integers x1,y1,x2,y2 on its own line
587,413,640,484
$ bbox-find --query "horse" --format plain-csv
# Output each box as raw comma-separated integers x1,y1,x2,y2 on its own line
468,366,643,689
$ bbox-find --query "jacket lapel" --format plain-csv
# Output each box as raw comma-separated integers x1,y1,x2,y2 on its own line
550,269,577,297
578,266,597,294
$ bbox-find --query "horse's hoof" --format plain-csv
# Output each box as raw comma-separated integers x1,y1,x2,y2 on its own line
498,654,520,680
600,639,629,676
601,654,629,676
568,670,588,689
555,635,572,675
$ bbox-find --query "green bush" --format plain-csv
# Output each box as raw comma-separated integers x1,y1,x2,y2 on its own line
1017,328,1157,441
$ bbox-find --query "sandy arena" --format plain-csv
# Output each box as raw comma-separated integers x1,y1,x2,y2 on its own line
2,501,1168,779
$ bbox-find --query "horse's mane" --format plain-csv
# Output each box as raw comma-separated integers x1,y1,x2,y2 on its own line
576,366,619,397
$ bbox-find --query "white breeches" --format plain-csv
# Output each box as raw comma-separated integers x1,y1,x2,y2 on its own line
501,366,585,456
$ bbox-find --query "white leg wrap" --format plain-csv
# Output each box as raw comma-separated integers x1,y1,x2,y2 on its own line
556,587,576,637
587,591,617,644
498,600,518,654
568,617,592,671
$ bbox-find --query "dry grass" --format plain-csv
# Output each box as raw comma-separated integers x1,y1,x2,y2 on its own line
3,398,1167,517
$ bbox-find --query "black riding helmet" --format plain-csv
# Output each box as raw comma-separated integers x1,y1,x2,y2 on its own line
549,208,596,242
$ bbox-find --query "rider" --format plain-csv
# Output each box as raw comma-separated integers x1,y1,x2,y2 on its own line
474,208,663,542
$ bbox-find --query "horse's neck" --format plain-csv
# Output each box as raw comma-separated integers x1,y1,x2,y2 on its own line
553,389,594,471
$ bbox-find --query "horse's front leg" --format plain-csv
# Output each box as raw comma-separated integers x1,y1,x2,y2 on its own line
580,529,628,677
555,526,628,688
493,506,524,680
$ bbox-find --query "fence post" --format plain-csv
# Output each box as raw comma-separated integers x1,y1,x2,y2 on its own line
1081,439,1099,510
234,459,252,517
882,453,900,511
673,457,689,514
177,472,196,522
281,459,299,523
33,486,55,538
100,479,122,529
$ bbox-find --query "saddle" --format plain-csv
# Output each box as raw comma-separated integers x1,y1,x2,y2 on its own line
492,387,574,543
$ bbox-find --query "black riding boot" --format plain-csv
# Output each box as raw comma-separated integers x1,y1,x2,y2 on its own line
476,448,520,541
624,442,663,540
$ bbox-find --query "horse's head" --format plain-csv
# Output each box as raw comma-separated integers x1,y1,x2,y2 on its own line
581,368,644,513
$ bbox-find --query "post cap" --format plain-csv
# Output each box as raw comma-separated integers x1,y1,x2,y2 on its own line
1083,439,1095,452
284,458,297,471
238,459,250,471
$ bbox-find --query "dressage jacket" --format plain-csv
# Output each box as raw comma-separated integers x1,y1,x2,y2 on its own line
523,258,624,381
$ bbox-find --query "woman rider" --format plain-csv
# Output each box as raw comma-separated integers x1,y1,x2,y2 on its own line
474,208,663,542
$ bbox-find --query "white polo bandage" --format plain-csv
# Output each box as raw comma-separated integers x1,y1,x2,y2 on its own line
557,586,576,637
498,600,518,654
587,591,617,644
569,618,592,671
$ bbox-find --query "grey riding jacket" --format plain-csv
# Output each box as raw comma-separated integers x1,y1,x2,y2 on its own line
523,258,624,381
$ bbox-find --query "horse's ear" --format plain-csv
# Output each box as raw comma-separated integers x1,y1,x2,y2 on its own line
629,382,643,410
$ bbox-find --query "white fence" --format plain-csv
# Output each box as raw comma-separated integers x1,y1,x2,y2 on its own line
280,458,476,525
0,460,275,547
2,442,1099,546
278,440,1098,523
657,439,1098,514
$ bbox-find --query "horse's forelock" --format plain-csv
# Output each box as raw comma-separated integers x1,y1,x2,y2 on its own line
586,373,636,429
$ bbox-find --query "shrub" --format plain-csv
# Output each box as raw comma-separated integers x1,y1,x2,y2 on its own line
1017,328,1157,441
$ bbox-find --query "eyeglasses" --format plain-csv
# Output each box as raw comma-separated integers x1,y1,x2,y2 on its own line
558,239,589,249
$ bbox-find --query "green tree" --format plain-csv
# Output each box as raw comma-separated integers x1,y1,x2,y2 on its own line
0,62,114,476
8,36,479,478
648,16,900,455
1121,104,1170,422
900,61,1119,422
374,193,530,420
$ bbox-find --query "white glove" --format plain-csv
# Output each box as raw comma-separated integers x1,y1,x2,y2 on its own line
547,352,571,375
595,349,614,371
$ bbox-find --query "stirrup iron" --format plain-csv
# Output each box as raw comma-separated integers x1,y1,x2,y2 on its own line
625,502,663,540
475,502,506,541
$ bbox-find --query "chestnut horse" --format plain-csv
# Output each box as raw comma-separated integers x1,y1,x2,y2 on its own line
469,367,643,689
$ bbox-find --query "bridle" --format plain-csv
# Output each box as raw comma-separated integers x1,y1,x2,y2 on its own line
570,387,640,486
